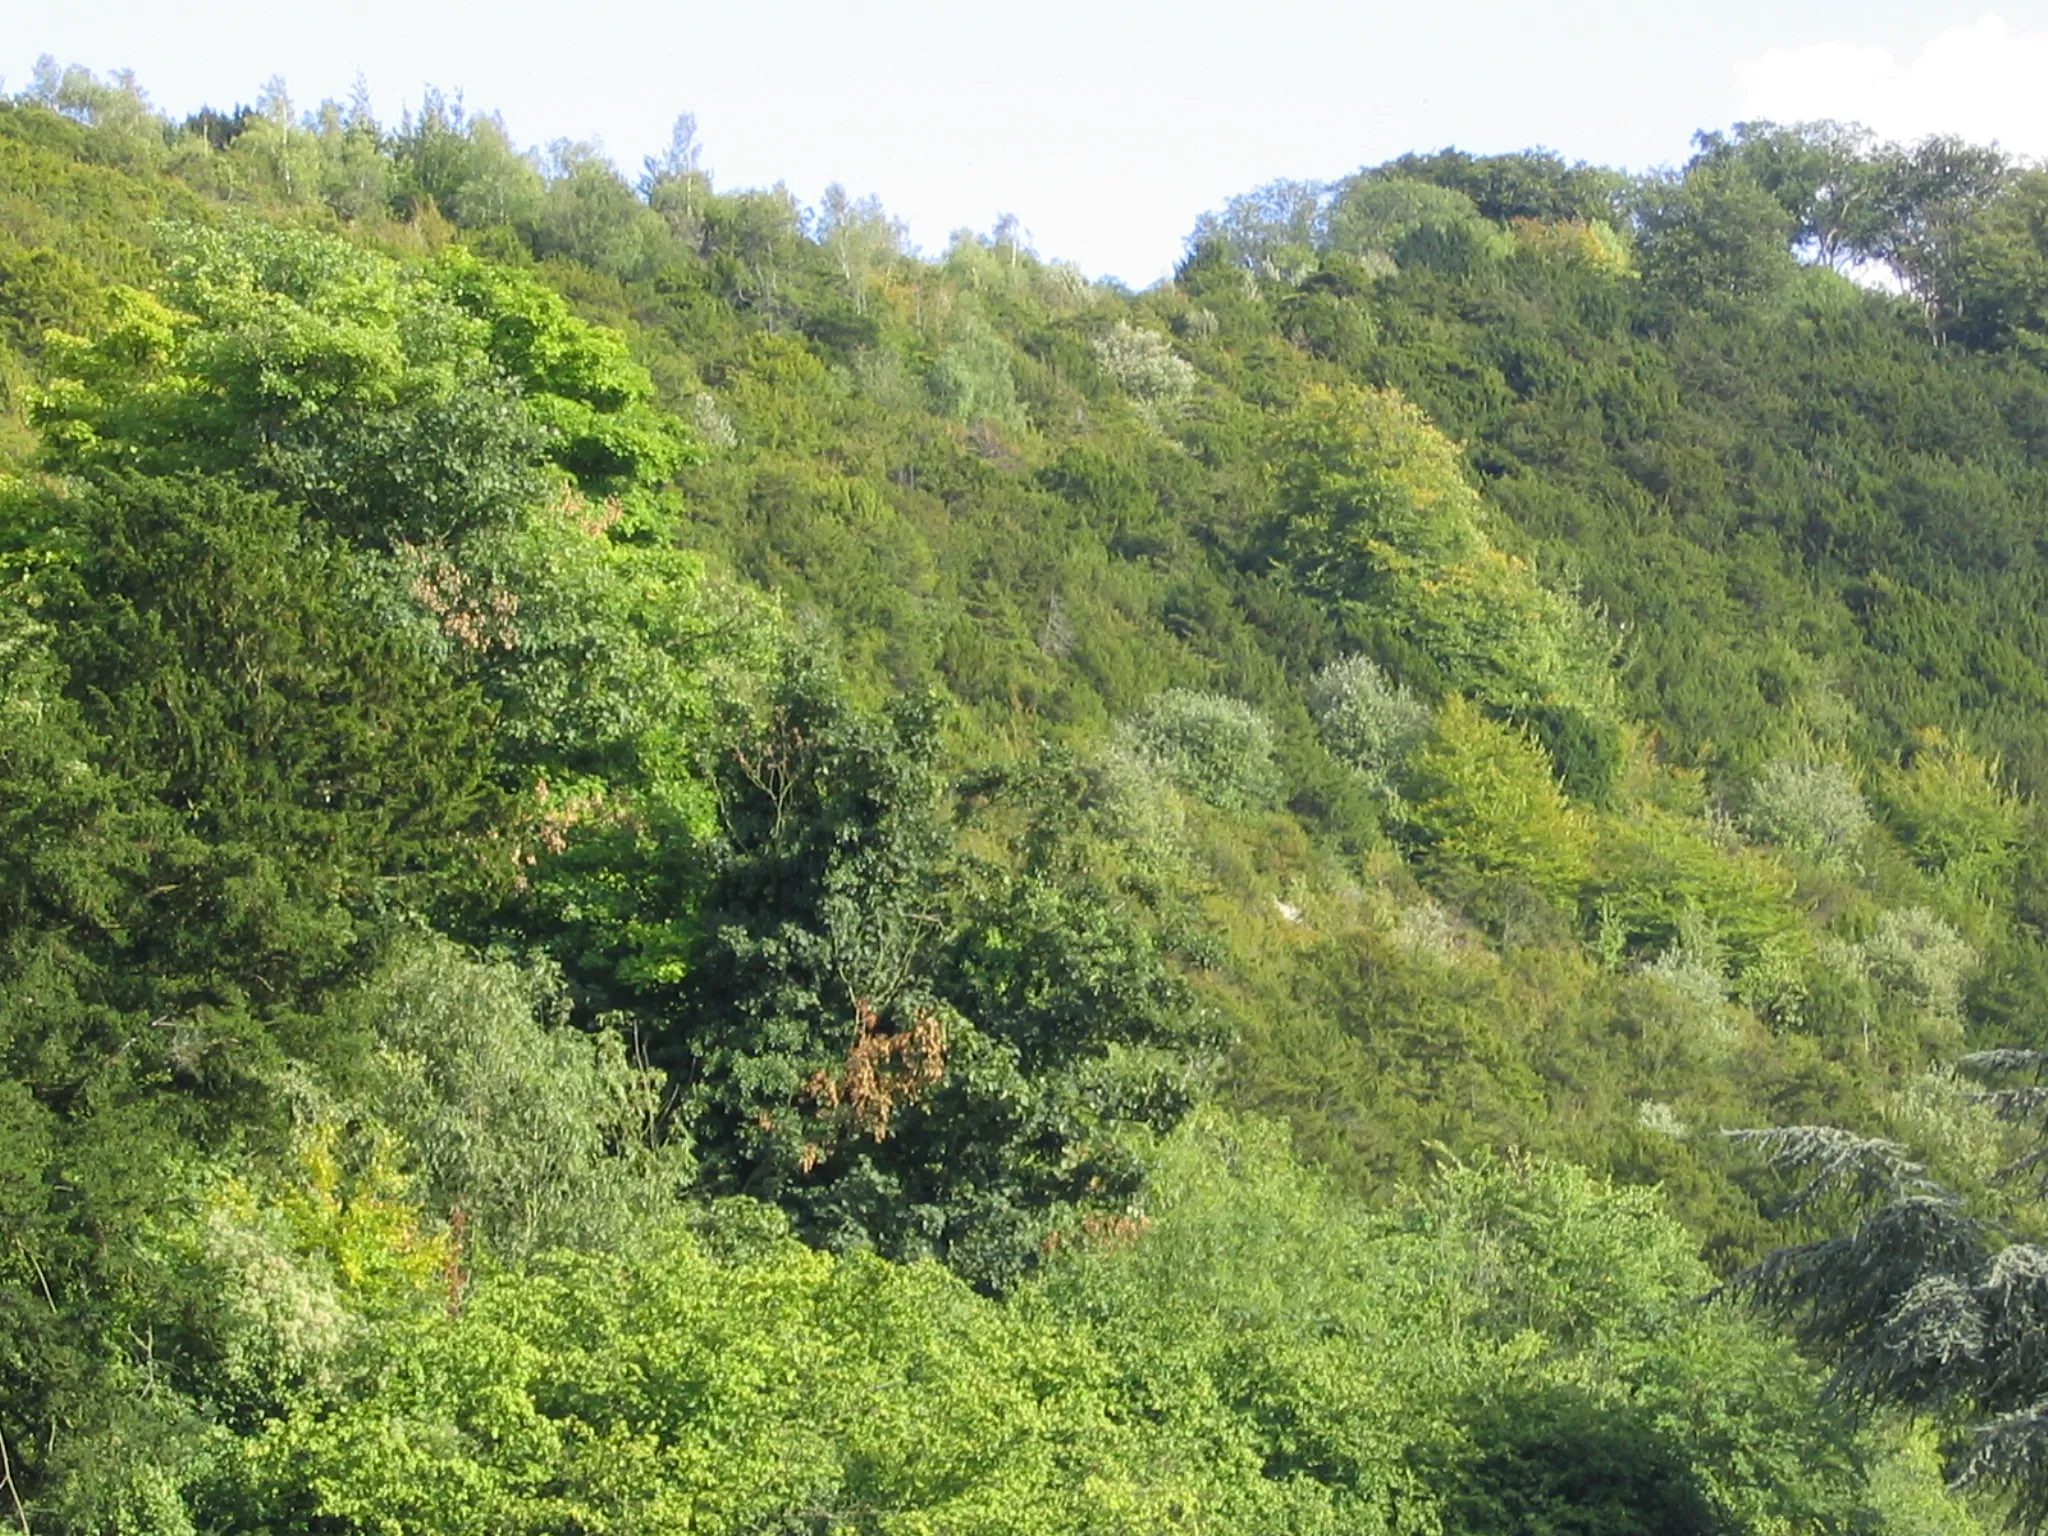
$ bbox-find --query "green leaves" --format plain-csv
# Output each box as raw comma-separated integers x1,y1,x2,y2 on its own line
35,472,504,935
1399,696,1593,906
1117,689,1281,812
1877,731,2028,909
34,220,696,553
36,222,545,545
346,936,690,1260
425,249,692,492
11,75,2048,1535
221,1221,1126,1534
673,669,1206,1290
187,1116,1945,1535
1267,382,1618,778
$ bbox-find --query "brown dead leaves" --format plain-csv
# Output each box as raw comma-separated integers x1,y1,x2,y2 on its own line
801,999,947,1160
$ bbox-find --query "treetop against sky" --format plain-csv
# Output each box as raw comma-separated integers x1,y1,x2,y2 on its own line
11,0,2048,282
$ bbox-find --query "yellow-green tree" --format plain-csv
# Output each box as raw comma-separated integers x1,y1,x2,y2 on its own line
1269,383,1619,796
1400,696,1594,905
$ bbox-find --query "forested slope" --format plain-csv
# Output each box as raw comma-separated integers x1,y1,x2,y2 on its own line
5,63,2048,1529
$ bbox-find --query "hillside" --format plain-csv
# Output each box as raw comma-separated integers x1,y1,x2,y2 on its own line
4,66,2048,1529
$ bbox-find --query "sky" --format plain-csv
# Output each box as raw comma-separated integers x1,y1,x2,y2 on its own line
7,0,2048,285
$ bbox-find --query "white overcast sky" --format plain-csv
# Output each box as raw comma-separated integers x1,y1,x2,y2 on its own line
6,0,2048,285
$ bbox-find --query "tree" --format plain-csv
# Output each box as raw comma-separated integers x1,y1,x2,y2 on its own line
346,935,689,1258
425,246,689,493
531,139,663,278
20,56,163,168
676,669,1208,1289
1186,176,1328,277
1636,161,1799,307
641,112,712,246
1730,1060,2048,1527
1324,175,1505,276
23,471,506,997
1374,147,1625,227
0,472,508,1517
1688,120,1893,270
34,219,690,538
1268,384,1616,753
1308,653,1432,796
1876,136,2011,340
226,77,322,205
812,183,905,312
1948,171,2048,354
641,110,703,188
1877,731,2028,907
35,224,545,546
1117,688,1280,810
388,88,543,229
1400,695,1594,907
308,83,392,222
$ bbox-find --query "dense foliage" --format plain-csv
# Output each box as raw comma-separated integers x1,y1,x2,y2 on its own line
6,63,2048,1527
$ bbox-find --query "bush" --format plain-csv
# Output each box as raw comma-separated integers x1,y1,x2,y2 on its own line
1878,731,2027,904
347,937,689,1259
1090,741,1188,853
1637,911,1742,1059
1745,759,1872,869
1517,702,1624,805
1119,689,1282,811
929,305,1024,429
1091,320,1197,420
1858,906,1976,1024
1308,654,1430,794
1270,385,1617,731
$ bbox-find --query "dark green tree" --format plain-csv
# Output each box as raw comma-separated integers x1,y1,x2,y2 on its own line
676,664,1207,1288
1636,161,1799,308
1731,1056,2048,1527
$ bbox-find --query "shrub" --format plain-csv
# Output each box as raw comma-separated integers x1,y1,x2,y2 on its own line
1270,385,1617,731
1308,654,1431,794
1637,911,1742,1057
1858,906,1976,1024
1119,689,1282,812
929,306,1024,429
1744,760,1872,869
1090,741,1189,853
1091,320,1197,419
350,936,688,1258
1642,941,1727,1017
1516,702,1624,805
1877,731,2027,904
1637,1100,1690,1139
